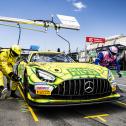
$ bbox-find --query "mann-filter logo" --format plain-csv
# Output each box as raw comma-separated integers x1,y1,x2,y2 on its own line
84,81,94,93
67,68,100,77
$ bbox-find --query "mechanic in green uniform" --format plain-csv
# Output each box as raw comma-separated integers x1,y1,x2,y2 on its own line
0,45,22,98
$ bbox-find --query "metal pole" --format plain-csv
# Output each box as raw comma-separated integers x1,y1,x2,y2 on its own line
0,16,80,30
17,23,21,45
56,33,71,53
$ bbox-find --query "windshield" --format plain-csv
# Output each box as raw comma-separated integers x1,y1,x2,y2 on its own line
30,53,74,63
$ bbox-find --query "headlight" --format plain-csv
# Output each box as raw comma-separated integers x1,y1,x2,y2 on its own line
36,69,55,82
108,70,117,92
108,70,117,85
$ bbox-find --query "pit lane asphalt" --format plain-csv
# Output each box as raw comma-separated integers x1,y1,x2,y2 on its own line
1,76,126,126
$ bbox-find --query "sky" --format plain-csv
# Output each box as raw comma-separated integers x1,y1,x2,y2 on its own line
0,0,126,53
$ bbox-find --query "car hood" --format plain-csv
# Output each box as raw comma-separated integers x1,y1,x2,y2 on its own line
28,62,108,80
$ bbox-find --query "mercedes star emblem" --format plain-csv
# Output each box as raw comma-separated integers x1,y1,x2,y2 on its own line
84,81,94,93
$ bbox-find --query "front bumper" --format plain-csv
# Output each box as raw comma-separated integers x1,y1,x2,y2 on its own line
26,90,126,107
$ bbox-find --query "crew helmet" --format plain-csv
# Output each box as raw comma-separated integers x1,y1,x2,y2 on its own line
109,46,118,54
10,44,22,57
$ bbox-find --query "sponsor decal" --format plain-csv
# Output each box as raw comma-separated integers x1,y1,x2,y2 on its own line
67,68,100,77
35,85,54,91
35,85,54,95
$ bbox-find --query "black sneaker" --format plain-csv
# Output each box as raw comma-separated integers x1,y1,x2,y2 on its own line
118,72,122,78
0,86,4,97
10,91,20,98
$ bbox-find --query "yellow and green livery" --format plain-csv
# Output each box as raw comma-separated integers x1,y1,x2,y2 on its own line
17,51,124,106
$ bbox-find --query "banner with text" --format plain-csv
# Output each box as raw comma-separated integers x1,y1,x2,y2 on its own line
86,37,105,43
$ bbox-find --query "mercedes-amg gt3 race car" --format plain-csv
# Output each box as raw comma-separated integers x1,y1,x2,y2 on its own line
17,51,125,106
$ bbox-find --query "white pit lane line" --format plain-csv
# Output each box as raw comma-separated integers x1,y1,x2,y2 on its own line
117,84,126,87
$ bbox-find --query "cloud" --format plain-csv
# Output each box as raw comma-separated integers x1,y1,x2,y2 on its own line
66,0,87,11
73,1,86,11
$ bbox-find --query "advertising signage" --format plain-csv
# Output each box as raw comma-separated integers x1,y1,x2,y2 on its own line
86,37,105,43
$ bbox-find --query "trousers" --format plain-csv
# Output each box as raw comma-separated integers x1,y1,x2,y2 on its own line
0,71,18,91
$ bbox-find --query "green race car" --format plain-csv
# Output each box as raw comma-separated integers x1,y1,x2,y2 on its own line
17,51,125,106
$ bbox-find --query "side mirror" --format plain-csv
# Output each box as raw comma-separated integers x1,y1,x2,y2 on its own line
22,58,28,63
17,56,28,63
